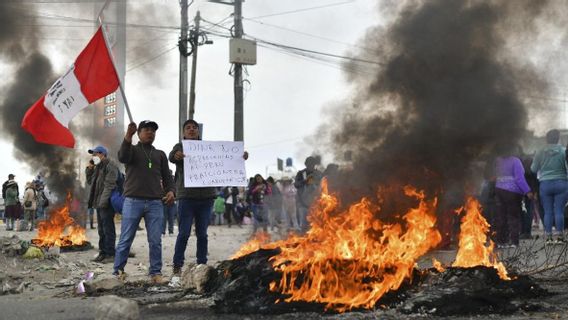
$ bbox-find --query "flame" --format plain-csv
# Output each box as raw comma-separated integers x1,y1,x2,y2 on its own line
452,197,509,280
32,193,87,247
432,258,445,273
231,231,272,259
253,180,442,312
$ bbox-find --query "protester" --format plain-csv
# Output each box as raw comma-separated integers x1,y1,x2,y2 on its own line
113,121,175,283
249,174,271,234
162,170,177,236
280,175,299,231
213,194,225,225
22,182,37,231
493,144,533,248
34,182,49,222
223,186,239,227
531,129,568,244
86,145,118,263
265,176,283,231
294,156,322,232
3,175,19,231
235,197,249,224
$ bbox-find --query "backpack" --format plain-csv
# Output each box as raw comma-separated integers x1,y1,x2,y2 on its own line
110,168,126,214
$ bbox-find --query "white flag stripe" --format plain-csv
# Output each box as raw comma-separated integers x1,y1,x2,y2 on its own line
43,64,90,128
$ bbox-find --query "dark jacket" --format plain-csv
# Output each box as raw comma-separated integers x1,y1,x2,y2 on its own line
118,139,175,199
86,158,119,209
294,168,322,207
169,142,216,200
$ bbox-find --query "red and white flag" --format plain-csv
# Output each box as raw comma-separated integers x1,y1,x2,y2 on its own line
21,26,119,148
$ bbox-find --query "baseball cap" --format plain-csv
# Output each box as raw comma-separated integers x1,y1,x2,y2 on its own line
138,120,159,132
8,174,15,179
88,145,108,156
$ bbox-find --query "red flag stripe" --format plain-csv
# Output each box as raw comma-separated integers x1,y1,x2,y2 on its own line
21,96,75,148
74,27,120,103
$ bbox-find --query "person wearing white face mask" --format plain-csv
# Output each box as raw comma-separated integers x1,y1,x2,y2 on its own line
86,145,119,263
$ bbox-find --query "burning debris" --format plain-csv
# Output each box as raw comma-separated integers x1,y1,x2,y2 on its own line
209,182,548,316
31,194,92,251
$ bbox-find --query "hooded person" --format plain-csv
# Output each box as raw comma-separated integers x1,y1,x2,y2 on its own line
4,179,20,231
22,181,38,231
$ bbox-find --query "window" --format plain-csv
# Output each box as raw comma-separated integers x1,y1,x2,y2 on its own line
104,92,117,104
104,104,116,116
104,117,117,128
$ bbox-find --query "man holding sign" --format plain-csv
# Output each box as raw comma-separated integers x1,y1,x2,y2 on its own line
169,119,247,275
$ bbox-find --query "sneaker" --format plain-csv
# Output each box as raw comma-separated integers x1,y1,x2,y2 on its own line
546,236,555,245
114,270,127,281
92,253,105,262
172,266,181,276
555,237,566,244
150,274,163,284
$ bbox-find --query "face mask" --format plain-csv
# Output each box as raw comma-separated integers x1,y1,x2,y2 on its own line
92,156,101,165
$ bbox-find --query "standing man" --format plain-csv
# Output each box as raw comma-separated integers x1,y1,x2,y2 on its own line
170,119,216,274
294,156,322,232
86,145,118,263
169,119,248,275
113,121,175,283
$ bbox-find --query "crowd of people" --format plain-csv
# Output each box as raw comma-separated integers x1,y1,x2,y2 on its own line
7,120,568,284
1,174,49,232
479,129,568,248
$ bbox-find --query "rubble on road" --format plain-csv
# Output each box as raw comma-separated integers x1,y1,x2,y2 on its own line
95,295,139,320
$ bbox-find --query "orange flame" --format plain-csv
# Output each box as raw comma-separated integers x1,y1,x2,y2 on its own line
452,197,509,280
231,231,272,259
432,258,446,273
32,193,87,247
251,180,442,312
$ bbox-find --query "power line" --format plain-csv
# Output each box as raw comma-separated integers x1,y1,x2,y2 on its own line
248,0,355,20
242,17,376,54
126,45,177,72
246,33,384,66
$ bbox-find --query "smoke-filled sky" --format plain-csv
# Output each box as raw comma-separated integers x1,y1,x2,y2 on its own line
313,0,568,202
0,0,567,202
0,0,376,191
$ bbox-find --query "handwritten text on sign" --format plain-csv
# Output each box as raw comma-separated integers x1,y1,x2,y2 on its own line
182,140,247,187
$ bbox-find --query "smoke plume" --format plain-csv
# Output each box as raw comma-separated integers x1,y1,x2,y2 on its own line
0,3,80,200
317,0,564,205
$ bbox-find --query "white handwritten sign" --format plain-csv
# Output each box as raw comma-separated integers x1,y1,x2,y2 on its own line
182,140,247,187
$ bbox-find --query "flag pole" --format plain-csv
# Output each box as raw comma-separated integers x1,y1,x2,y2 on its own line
97,3,134,123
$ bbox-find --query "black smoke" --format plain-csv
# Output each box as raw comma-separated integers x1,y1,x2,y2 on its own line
315,0,561,206
0,2,79,200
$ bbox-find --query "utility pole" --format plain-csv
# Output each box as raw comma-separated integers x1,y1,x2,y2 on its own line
188,11,201,120
233,0,244,142
179,0,190,139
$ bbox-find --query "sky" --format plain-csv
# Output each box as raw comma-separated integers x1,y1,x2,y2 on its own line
0,0,378,185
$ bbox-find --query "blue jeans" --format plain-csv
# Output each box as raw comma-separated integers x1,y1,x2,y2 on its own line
173,198,213,266
163,202,177,234
539,179,568,235
113,198,164,275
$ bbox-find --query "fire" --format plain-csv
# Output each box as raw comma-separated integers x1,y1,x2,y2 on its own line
231,231,272,259
432,258,445,273
452,197,509,280
32,193,87,247
256,180,442,312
